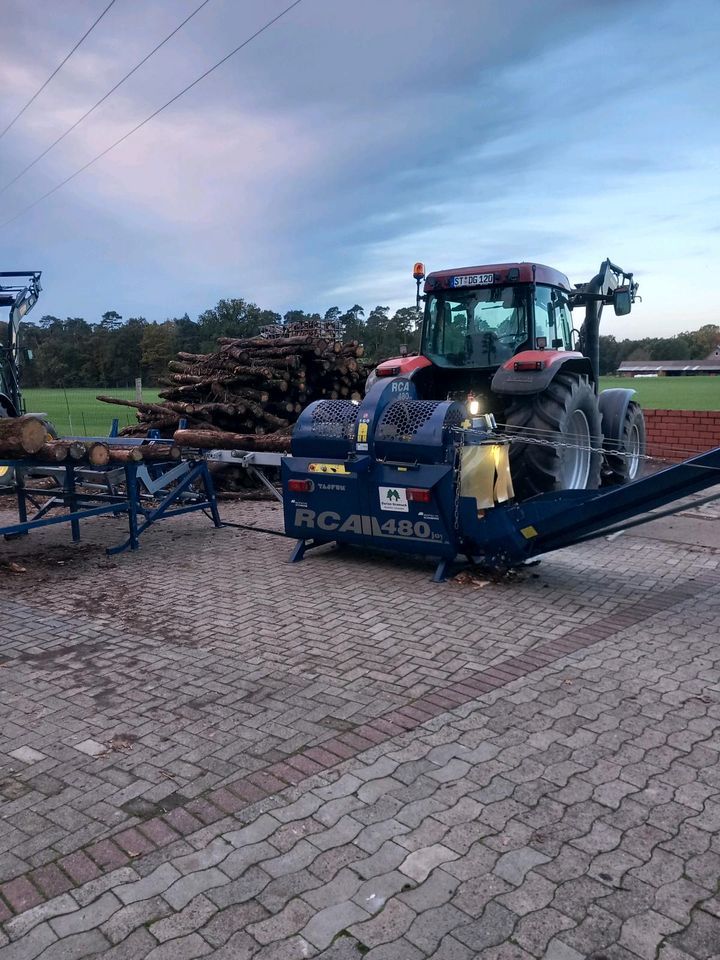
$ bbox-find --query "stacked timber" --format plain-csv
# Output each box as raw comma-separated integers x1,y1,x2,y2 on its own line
0,417,181,465
98,335,370,453
31,440,181,465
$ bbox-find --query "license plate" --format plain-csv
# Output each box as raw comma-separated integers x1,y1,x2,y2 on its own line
451,273,495,287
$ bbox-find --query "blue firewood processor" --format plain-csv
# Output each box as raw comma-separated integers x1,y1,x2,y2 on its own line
282,375,720,581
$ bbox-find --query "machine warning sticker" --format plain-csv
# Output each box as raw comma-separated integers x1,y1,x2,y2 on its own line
309,463,349,474
379,486,409,513
357,423,369,443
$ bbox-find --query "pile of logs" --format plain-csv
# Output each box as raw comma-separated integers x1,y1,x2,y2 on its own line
0,415,180,465
97,334,370,452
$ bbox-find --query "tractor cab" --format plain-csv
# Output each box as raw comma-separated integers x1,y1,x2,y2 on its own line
369,258,644,499
421,262,575,370
373,262,579,398
372,262,580,412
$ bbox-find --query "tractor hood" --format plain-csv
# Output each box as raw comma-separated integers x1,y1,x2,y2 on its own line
376,355,433,377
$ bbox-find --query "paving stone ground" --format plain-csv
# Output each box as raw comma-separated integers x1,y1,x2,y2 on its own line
0,493,719,958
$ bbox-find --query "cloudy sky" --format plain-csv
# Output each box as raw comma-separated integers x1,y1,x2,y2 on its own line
1,0,718,338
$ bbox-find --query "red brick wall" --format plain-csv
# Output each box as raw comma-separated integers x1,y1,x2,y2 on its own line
644,409,720,461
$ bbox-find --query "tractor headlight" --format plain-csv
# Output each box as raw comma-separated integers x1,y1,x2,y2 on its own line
364,368,379,394
468,398,480,416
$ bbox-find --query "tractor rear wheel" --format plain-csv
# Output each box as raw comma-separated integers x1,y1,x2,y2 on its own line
601,401,646,485
0,462,14,490
504,373,603,499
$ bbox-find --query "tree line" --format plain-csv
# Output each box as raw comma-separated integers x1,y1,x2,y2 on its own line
597,325,719,374
3,298,717,387
9,302,420,388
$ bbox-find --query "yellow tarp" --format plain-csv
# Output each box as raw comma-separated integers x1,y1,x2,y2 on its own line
459,443,514,508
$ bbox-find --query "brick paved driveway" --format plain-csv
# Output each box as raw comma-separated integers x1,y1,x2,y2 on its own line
0,495,719,958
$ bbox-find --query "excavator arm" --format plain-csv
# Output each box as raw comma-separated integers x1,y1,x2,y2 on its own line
0,271,42,415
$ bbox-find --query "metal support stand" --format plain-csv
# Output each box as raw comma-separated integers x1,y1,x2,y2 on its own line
64,465,81,542
107,460,221,555
0,457,221,555
432,558,452,583
247,465,284,502
289,538,332,564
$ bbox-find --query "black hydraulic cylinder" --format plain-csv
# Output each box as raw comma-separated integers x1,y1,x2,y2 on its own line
581,277,602,388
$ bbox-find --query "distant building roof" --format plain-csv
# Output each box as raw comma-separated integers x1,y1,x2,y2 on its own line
618,359,720,372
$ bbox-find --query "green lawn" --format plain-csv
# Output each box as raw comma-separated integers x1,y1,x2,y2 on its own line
599,376,719,411
23,388,160,436
18,376,720,436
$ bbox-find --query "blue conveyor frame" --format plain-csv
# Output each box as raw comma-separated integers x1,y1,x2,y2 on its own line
1,454,221,554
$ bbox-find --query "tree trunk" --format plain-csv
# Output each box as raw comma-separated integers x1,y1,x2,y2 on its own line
108,447,143,463
0,415,47,455
36,441,69,462
86,442,111,466
137,444,181,461
68,441,87,461
173,428,291,452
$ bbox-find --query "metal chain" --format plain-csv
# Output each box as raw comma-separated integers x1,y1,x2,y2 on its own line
453,427,720,474
453,431,464,531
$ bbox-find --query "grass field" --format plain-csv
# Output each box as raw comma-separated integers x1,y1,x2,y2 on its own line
20,376,720,435
23,388,160,436
599,376,719,411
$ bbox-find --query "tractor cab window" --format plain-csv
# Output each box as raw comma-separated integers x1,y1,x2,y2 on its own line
534,286,573,351
555,299,573,348
424,287,527,368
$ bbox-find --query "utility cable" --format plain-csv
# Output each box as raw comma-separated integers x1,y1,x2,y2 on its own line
220,519,287,537
0,0,304,229
0,0,215,196
0,0,119,142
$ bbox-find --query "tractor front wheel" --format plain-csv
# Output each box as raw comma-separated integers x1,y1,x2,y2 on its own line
504,373,603,499
601,401,646,485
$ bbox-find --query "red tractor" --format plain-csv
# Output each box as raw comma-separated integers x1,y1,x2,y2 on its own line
366,259,646,499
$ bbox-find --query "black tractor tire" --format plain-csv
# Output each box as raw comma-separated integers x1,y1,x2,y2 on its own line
40,417,58,440
0,404,15,491
504,373,603,499
0,462,15,491
601,401,646,486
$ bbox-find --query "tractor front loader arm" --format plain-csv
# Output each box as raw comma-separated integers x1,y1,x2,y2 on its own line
572,259,638,384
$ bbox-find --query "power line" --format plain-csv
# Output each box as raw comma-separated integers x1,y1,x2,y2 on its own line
0,0,119,142
0,0,216,197
0,0,304,229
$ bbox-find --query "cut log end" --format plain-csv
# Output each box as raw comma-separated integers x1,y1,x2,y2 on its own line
86,442,111,467
0,415,48,455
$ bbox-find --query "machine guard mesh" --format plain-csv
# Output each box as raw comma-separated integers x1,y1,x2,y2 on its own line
309,400,359,440
376,399,464,442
